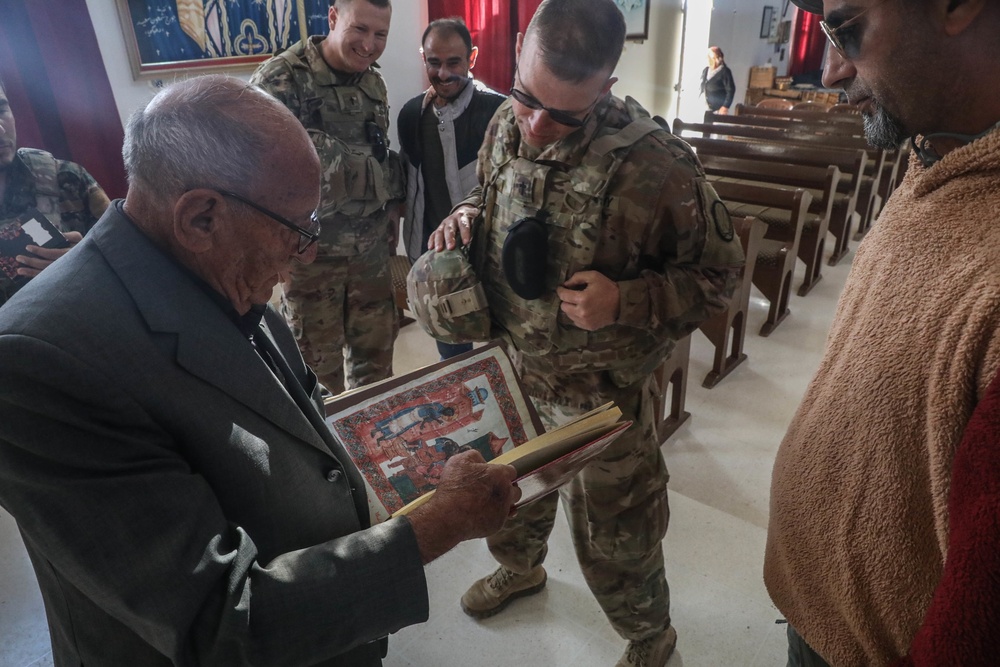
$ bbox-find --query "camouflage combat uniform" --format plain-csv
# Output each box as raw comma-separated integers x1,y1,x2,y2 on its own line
251,36,405,394
458,96,744,640
0,148,110,306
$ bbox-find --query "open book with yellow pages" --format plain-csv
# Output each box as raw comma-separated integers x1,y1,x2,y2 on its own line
324,342,631,524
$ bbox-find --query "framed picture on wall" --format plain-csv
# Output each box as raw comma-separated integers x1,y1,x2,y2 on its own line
760,6,775,39
614,0,651,41
114,0,330,79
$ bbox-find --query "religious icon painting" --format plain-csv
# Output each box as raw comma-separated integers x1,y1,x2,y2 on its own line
115,0,329,78
325,343,543,524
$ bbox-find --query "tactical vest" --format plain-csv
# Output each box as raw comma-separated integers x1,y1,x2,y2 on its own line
278,42,403,220
472,98,673,379
0,149,62,304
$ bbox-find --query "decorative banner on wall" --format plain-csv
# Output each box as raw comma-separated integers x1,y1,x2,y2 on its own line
115,0,329,78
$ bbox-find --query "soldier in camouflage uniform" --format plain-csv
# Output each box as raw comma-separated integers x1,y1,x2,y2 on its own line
0,79,110,306
425,1,744,665
250,0,404,395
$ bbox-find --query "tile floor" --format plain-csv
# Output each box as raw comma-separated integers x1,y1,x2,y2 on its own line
0,253,854,667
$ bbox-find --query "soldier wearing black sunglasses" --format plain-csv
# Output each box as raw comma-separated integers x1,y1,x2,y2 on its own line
423,2,744,666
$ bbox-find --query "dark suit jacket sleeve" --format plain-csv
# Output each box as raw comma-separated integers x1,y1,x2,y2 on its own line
0,333,428,666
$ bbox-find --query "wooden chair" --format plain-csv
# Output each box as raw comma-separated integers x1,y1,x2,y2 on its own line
734,103,862,125
677,130,869,267
696,112,895,236
653,333,692,442
793,101,831,111
705,110,863,138
710,182,813,336
697,216,767,387
756,97,795,110
389,254,414,327
699,155,841,296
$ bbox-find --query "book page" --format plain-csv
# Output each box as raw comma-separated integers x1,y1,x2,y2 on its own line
392,410,630,518
325,344,540,524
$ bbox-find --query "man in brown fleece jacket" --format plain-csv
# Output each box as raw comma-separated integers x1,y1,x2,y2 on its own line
765,1,1000,666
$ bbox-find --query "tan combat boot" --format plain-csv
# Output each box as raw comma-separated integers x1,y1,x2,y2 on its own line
459,565,547,619
616,625,677,667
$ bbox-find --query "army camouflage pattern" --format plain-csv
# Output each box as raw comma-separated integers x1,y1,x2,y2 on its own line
252,36,401,390
458,96,744,410
405,247,492,344
251,36,404,244
0,149,110,305
279,241,398,394
487,382,671,639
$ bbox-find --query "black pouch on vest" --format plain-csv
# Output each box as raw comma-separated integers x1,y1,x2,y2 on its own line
502,217,548,300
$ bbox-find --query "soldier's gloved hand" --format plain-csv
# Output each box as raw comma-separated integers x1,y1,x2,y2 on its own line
16,231,84,278
406,449,520,564
557,270,621,331
429,205,478,252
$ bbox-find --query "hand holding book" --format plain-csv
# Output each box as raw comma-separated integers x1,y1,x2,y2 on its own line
405,449,520,564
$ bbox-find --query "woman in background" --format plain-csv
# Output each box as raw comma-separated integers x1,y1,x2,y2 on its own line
701,46,735,114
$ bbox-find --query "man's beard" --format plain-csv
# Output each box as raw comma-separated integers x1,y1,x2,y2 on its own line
862,101,908,150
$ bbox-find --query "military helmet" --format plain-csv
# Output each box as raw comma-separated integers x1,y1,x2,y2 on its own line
406,248,492,345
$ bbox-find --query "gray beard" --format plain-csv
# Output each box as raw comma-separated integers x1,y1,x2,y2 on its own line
863,103,908,150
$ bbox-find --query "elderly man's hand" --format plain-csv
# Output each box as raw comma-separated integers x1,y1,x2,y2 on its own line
556,270,620,331
15,232,84,278
406,449,520,563
428,205,478,252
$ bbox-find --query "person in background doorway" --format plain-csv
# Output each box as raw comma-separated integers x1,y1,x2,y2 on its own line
700,46,735,114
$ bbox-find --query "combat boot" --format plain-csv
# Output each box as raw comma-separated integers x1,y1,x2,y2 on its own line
459,565,547,619
616,625,677,667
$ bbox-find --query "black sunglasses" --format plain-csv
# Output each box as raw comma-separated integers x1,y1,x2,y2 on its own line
215,189,320,254
510,64,604,128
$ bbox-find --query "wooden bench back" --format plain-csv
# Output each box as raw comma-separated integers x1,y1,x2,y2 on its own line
734,103,862,124
704,111,863,138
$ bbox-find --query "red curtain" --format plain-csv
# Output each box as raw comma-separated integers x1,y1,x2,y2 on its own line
0,0,128,199
427,0,542,93
788,8,827,78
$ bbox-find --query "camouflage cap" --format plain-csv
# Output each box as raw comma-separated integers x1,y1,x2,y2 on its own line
406,248,492,345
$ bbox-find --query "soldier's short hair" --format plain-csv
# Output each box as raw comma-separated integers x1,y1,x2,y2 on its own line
525,0,626,83
330,0,391,9
422,17,473,55
122,75,290,204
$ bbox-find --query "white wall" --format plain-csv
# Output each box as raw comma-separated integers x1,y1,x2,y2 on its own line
708,0,794,109
84,1,706,143
83,0,428,145
614,0,685,120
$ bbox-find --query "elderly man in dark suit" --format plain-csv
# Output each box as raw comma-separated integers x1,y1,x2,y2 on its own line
0,74,519,667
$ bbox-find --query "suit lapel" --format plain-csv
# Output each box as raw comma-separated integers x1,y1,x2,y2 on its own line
92,207,332,455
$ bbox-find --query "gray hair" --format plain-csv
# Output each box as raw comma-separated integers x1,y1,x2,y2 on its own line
122,74,289,204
